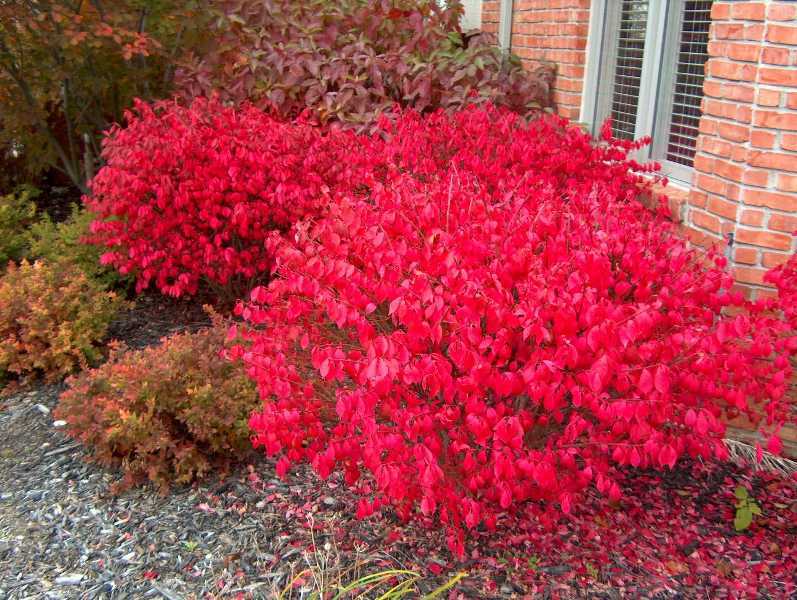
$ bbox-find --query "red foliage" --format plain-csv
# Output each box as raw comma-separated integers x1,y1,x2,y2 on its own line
85,97,345,297
229,106,797,555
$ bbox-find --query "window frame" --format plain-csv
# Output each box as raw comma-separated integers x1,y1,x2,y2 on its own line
582,0,708,185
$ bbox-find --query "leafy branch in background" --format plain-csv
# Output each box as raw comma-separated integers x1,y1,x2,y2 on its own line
176,0,553,132
0,0,209,192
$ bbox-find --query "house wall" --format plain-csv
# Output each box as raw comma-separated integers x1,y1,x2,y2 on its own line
482,0,797,299
686,1,797,295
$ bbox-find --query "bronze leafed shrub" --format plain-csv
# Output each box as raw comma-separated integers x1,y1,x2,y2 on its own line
0,259,124,383
56,322,259,492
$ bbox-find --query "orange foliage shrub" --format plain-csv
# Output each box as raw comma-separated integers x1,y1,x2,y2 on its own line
0,259,124,383
56,321,259,491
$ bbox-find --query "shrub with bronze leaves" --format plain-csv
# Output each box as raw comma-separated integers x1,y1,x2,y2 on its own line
0,259,125,383
175,0,552,131
229,106,797,556
56,321,259,492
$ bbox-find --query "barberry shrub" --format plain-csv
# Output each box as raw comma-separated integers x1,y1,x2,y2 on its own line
0,259,125,384
175,0,552,131
0,186,38,268
56,319,259,492
86,97,346,298
229,107,797,555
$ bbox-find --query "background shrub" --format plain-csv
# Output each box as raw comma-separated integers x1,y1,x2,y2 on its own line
0,186,38,268
0,259,125,383
230,107,797,555
56,320,259,492
86,97,349,298
175,0,553,131
27,205,127,290
0,0,211,191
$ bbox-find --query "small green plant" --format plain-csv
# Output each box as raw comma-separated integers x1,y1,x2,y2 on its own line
0,186,38,268
527,555,540,572
733,486,762,531
27,205,126,290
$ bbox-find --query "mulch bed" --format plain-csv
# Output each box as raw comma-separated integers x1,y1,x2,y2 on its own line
0,298,795,599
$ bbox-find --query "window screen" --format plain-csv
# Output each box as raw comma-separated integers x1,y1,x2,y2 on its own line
609,1,649,140
665,1,712,166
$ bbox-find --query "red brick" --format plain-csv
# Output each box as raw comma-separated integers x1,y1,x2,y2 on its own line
717,121,749,142
693,153,715,174
688,190,709,209
754,110,797,131
730,2,766,20
778,173,797,192
743,189,797,211
763,252,792,268
767,24,797,45
735,228,794,251
742,168,770,187
734,247,759,265
782,134,797,152
750,130,776,148
788,93,797,110
759,68,797,87
707,60,757,82
748,151,797,172
733,267,767,286
711,2,731,20
761,47,792,66
691,210,721,234
769,214,797,233
768,3,797,21
695,173,728,196
707,195,738,220
756,88,781,107
741,209,765,226
714,158,745,181
726,42,761,63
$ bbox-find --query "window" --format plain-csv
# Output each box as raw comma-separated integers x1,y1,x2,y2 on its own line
436,0,483,31
584,1,713,183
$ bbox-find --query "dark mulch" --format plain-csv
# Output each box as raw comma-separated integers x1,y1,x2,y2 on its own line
0,295,795,599
104,291,213,350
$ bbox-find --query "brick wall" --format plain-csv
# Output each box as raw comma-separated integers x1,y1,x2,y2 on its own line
685,0,797,297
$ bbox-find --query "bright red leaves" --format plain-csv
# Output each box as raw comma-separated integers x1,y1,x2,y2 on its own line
85,97,348,297
229,106,797,555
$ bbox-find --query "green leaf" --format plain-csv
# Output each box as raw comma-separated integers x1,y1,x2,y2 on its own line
735,507,753,531
750,502,762,516
734,486,749,501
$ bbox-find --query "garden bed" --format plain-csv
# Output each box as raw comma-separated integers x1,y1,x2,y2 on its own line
0,302,795,599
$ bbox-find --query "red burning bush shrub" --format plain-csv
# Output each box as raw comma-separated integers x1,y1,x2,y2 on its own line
229,106,797,555
86,97,349,297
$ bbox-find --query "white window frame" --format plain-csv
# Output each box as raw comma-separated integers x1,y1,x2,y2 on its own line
581,0,709,185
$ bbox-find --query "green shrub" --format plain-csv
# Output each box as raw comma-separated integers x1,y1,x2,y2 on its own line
56,319,259,492
0,259,126,383
27,205,127,290
0,186,38,268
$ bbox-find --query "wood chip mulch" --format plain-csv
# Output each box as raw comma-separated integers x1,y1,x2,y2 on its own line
1,298,796,599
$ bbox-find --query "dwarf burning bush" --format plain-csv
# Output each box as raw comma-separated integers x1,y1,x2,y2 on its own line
56,319,259,492
229,107,797,555
86,97,347,298
0,259,124,383
175,0,552,131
